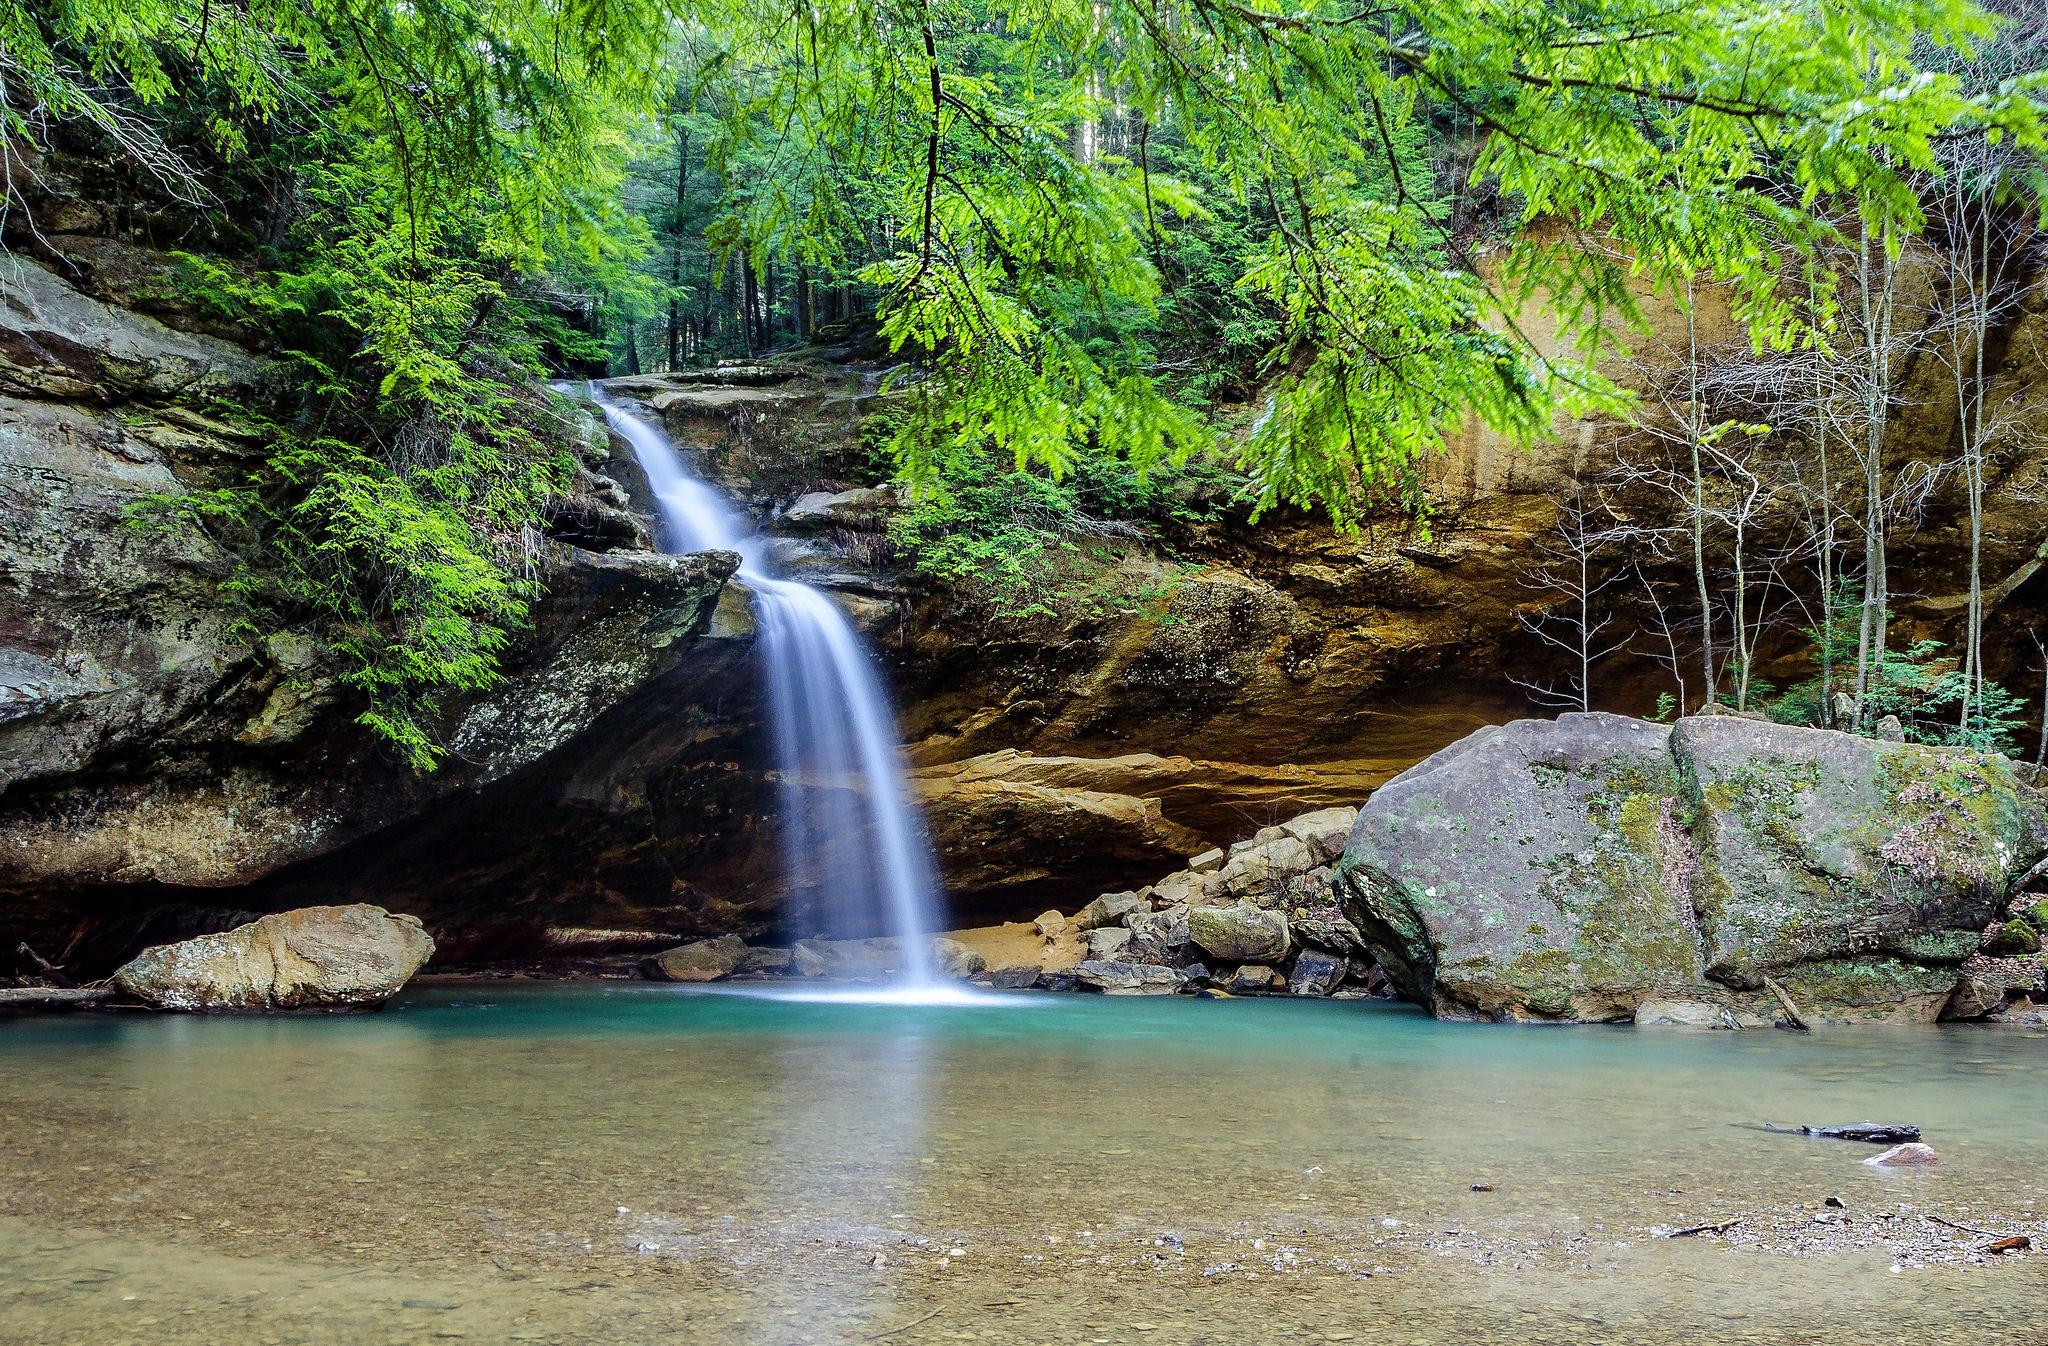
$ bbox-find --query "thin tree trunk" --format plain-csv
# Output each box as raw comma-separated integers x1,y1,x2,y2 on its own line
1684,285,1717,710
1852,230,1895,728
667,126,689,372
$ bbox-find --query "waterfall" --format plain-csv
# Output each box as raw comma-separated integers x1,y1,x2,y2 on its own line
588,387,945,987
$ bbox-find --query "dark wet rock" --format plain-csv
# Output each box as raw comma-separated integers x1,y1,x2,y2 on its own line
1289,949,1347,997
1338,712,2048,1025
110,904,434,1010
642,935,748,982
1809,1123,1921,1144
989,965,1041,990
1070,960,1180,995
1189,904,1290,964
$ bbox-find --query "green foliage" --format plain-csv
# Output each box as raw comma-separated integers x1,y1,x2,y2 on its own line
888,440,1238,624
1766,581,2029,754
12,0,670,765
682,0,2044,528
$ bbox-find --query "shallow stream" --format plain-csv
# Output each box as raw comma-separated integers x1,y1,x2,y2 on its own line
3,984,2043,1344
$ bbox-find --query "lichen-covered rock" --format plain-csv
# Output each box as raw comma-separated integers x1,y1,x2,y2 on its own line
1188,903,1290,964
111,905,434,1010
643,935,748,982
1339,713,1703,1021
1674,717,2042,992
1338,713,2048,1025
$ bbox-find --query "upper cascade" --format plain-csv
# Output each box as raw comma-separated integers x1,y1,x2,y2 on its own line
588,385,947,987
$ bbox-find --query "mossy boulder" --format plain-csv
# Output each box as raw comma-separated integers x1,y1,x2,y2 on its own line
1337,712,2048,1025
1674,717,2045,988
1984,919,2042,957
1337,713,1704,1021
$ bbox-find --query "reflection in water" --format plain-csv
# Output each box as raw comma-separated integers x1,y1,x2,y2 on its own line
1,986,2045,1344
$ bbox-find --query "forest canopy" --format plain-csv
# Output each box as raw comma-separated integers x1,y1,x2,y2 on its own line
8,0,2046,760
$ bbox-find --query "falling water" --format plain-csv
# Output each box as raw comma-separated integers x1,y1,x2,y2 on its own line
588,386,945,987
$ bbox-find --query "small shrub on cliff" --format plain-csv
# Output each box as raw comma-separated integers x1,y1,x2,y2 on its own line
1765,583,2027,755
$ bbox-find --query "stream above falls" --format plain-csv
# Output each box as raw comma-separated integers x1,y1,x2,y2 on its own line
2,984,2044,1344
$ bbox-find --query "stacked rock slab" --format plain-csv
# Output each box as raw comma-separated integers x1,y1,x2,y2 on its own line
1337,713,2048,1024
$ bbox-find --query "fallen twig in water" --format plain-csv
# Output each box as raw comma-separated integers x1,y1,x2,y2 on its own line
1664,1217,1744,1238
864,1308,942,1340
1924,1213,2001,1239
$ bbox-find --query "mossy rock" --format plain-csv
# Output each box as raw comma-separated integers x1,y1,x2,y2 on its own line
1339,711,2048,1026
1339,713,1704,1021
1985,919,2042,957
1673,718,2046,986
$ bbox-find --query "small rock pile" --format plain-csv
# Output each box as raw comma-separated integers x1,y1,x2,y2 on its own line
980,805,1387,998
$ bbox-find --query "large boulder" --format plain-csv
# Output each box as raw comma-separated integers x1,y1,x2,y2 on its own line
111,904,434,1010
1676,717,2039,993
1071,960,1181,995
1339,714,1703,1021
1337,713,2048,1024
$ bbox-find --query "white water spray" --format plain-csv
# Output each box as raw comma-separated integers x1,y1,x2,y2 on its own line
588,386,945,987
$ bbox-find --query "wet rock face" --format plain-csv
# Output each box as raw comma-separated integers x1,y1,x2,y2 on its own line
0,257,743,967
110,905,434,1010
1338,713,2048,1024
